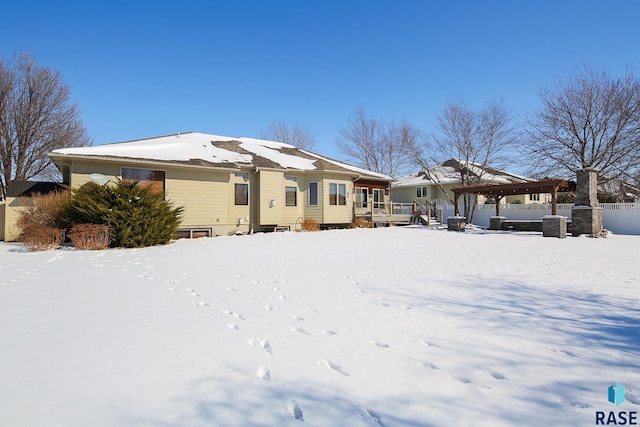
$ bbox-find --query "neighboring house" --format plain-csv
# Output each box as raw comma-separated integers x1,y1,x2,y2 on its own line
391,159,536,207
598,177,640,202
6,132,393,239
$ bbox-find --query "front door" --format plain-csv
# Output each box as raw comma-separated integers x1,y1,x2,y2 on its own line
373,189,385,211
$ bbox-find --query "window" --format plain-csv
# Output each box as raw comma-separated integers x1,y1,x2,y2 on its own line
285,176,298,207
308,182,318,206
416,186,428,198
356,187,368,208
373,188,385,209
531,193,540,202
329,183,346,205
122,168,165,193
235,183,248,205
286,186,297,206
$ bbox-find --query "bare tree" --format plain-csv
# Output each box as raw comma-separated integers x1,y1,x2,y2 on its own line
525,64,640,182
0,51,91,199
411,100,517,220
337,108,419,177
260,120,316,151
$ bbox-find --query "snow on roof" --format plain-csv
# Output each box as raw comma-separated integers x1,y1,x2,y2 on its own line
51,132,391,180
299,150,393,181
392,160,527,188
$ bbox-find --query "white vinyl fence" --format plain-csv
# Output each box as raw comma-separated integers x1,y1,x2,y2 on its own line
437,203,640,235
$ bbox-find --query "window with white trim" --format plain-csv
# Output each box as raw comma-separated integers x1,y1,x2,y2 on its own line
329,183,346,205
308,182,318,206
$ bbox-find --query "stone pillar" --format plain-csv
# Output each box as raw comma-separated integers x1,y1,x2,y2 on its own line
543,215,567,238
489,216,506,230
571,168,604,236
447,216,466,232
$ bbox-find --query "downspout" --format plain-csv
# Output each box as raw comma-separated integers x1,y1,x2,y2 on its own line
250,168,260,234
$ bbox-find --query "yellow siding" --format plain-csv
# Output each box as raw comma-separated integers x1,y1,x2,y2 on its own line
227,171,251,232
0,201,5,240
166,169,230,228
3,197,24,241
322,175,353,224
70,161,122,188
258,170,284,225
302,173,324,222
283,174,303,226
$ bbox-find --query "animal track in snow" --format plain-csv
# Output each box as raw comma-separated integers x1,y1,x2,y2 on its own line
249,338,273,356
360,408,386,426
291,315,305,322
491,371,507,380
320,359,349,376
287,399,304,421
422,361,439,370
257,366,270,381
227,323,239,330
371,340,390,348
321,329,338,336
289,327,310,335
265,296,278,311
420,339,440,348
223,310,245,320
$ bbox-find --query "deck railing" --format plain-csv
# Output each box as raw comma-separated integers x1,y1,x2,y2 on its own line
354,202,415,217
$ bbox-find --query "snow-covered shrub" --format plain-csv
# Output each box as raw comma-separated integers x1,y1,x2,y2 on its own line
68,224,110,250
66,180,183,248
19,225,65,251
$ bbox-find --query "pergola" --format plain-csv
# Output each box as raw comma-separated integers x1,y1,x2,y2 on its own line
451,179,575,216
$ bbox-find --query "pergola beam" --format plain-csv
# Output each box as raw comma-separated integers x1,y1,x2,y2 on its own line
451,179,575,217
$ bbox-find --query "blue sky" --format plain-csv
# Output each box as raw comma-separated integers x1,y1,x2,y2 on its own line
2,1,639,162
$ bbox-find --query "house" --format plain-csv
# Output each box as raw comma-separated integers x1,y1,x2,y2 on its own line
390,159,537,208
0,132,392,240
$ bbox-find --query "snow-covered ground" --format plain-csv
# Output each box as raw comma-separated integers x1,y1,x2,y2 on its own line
1,226,638,426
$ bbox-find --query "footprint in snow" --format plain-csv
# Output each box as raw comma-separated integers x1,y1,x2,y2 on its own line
289,327,310,335
287,399,304,421
422,361,439,370
224,310,245,320
249,338,273,356
320,360,349,376
321,329,338,336
257,366,270,382
491,371,507,380
371,340,390,348
420,339,439,348
360,408,386,427
190,301,208,307
552,348,580,358
227,323,239,330
291,315,305,322
570,401,592,408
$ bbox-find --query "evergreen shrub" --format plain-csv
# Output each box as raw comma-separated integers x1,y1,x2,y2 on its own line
66,180,183,248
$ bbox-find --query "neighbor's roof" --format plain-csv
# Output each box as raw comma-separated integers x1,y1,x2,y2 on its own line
50,132,392,181
392,159,529,188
